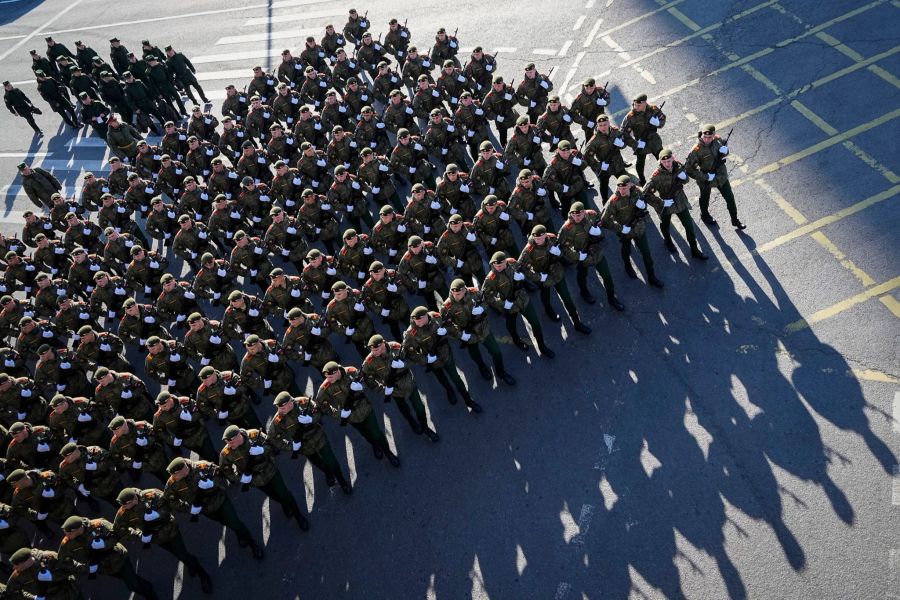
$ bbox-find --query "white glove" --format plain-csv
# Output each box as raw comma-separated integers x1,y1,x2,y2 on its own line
636,140,646,149
132,461,143,469
340,409,352,418
635,199,646,209
390,359,405,368
465,232,476,242
311,326,322,335
707,172,715,182
460,331,472,341
345,327,356,336
663,199,674,208
417,280,427,289
649,116,660,127
190,505,202,515
298,414,313,424
613,138,624,148
77,484,91,497
350,381,364,391
621,225,631,234
304,352,312,362
499,211,510,221
381,307,390,317
600,161,609,172
141,534,153,544
719,145,728,155
503,300,513,310
172,437,182,447
539,273,548,282
437,326,447,336
578,251,587,261
89,565,98,574
384,386,394,395
292,441,303,451
353,302,365,312
513,271,525,281
471,305,485,316
549,245,561,256
425,255,438,264
387,282,398,292
167,379,177,387
562,184,569,194
426,353,437,364
456,259,464,268
240,473,252,484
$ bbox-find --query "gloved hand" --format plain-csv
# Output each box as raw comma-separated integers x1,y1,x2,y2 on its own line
384,386,394,396
503,300,514,310
240,473,252,484
621,225,632,234
426,353,437,364
719,145,728,155
350,381,363,391
340,409,352,418
437,327,447,336
390,359,405,368
649,116,660,127
663,199,674,207
578,251,587,261
460,331,472,341
539,273,548,282
472,305,485,316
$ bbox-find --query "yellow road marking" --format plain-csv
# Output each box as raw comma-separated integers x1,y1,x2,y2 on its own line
790,100,839,135
596,0,688,38
880,294,900,318
753,178,807,225
785,276,900,332
619,0,779,68
756,185,900,253
809,232,877,288
817,31,900,89
851,369,900,384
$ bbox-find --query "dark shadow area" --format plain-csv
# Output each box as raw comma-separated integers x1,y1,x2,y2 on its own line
0,0,44,28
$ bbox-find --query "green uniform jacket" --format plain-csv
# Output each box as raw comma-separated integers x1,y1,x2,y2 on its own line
440,288,491,344
196,372,252,423
58,518,128,575
481,260,530,315
108,420,168,475
517,234,566,288
314,366,372,424
557,210,607,265
620,105,666,156
601,188,651,239
164,459,227,513
113,488,179,545
5,549,80,600
267,401,328,456
239,340,295,392
58,446,121,499
218,429,277,486
685,135,730,187
401,313,454,368
362,341,416,399
325,292,375,345
152,400,208,450
643,161,691,215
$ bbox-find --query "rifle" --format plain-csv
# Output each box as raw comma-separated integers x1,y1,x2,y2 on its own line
708,127,734,175
625,191,650,229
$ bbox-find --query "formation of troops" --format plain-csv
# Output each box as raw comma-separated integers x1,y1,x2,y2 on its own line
0,7,748,599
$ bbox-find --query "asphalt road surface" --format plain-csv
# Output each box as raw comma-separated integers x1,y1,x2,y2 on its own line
0,0,898,599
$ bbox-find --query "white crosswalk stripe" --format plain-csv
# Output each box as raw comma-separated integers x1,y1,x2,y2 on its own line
215,27,322,46
243,7,345,27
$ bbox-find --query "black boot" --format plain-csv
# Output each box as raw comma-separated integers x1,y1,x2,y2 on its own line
477,362,492,381
580,288,596,304
463,393,482,413
691,247,709,260
647,274,664,288
607,295,625,311
249,541,265,560
731,218,747,230
573,320,592,334
407,419,423,435
423,427,440,442
663,237,677,253
294,511,309,531
496,370,516,386
386,451,400,467
198,568,213,594
624,263,638,278
537,344,555,359
338,477,353,494
700,212,718,226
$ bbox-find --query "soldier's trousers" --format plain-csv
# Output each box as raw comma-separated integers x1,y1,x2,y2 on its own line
351,411,391,453
595,167,628,204
698,181,739,221
466,333,506,372
496,123,512,147
187,434,219,462
558,189,589,215
158,529,205,575
110,558,158,599
635,150,659,184
304,439,348,483
539,280,581,322
504,302,546,347
620,233,655,275
232,406,263,430
576,256,616,298
660,209,699,250
19,111,41,133
256,471,303,517
207,496,255,546
394,388,429,430
430,358,469,398
178,77,209,104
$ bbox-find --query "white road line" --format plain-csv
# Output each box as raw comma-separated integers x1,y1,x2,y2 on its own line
573,15,587,30
533,49,560,56
216,28,321,46
38,0,338,37
0,0,86,63
597,0,687,38
0,152,53,158
495,47,518,53
243,7,345,27
0,211,30,225
192,49,288,65
345,437,357,486
583,18,604,47
557,51,586,98
572,503,595,545
558,41,574,57
194,69,255,83
585,0,597,7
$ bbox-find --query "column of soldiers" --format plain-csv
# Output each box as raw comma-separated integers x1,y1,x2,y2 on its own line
0,11,748,599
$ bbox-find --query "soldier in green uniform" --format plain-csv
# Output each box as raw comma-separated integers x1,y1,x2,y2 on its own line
362,334,438,441
508,168,554,237
600,175,664,288
281,308,337,373
336,229,377,288
685,123,746,229
107,416,169,483
537,95,576,152
113,487,213,593
58,515,159,599
481,75,519,146
7,422,59,470
219,425,309,529
47,395,109,448
472,194,518,258
240,334,300,397
517,224,592,334
481,251,555,358
6,547,81,600
144,336,196,396
222,290,275,341
398,236,448,311
440,279,516,385
264,207,309,272
183,313,238,371
155,274,203,330
196,367,262,430
268,391,352,493
424,111,469,169
325,280,375,357
316,361,400,466
93,367,154,421
164,457,264,559
435,164,477,221
435,214,484,285
152,391,217,461
557,202,626,310
57,442,121,509
8,468,72,533
542,140,590,214
620,93,666,185
643,148,709,259
583,114,631,204
402,307,481,412
193,253,239,306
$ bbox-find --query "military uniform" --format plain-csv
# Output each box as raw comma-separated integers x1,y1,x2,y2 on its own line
144,338,196,395
5,548,80,600
196,370,261,430
10,469,74,527
281,310,336,371
620,96,666,184
643,152,708,258
472,197,518,256
108,419,168,482
542,143,590,214
481,253,553,356
600,178,664,287
93,371,154,421
152,394,217,461
435,217,485,283
583,118,632,204
397,241,448,310
183,317,238,371
58,444,123,506
684,126,744,228
435,169,477,221
239,337,298,396
325,284,374,357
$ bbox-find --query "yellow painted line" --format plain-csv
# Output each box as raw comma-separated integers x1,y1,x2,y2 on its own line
809,232,877,287
870,65,900,89
786,276,900,332
666,6,701,31
597,0,688,38
790,100,839,135
735,107,900,183
717,97,784,129
880,294,900,318
744,65,783,95
798,44,900,94
619,0,779,68
753,178,807,225
842,141,900,184
851,368,900,384
817,32,866,61
757,184,900,253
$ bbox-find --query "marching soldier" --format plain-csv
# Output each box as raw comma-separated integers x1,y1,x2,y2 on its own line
6,547,81,599
424,110,469,169
583,114,631,204
316,361,400,467
156,273,203,330
472,194,518,258
222,290,274,341
8,468,73,532
218,425,309,530
47,394,109,448
193,253,239,306
570,78,611,139
93,368,155,421
196,367,262,430
117,298,171,352
164,457,265,559
435,214,485,285
481,75,519,146
165,45,209,105
152,392,217,461
57,442,121,509
542,139,590,214
481,251,554,357
464,47,499,99
402,307,480,412
685,123,746,229
240,334,299,397
144,336,196,396
620,93,666,185
508,168,554,236
360,260,409,339
601,175,664,288
107,416,169,483
431,27,461,69
325,280,375,358
268,392,352,494
518,224,592,334
282,308,337,373
436,163,477,221
184,313,238,371
75,325,130,373
362,334,439,441
398,236,448,311
643,148,710,259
